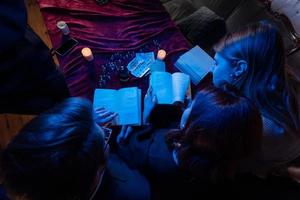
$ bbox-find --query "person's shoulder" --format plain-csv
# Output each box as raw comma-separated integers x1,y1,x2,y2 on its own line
262,116,285,137
262,116,300,138
105,154,151,200
134,125,176,142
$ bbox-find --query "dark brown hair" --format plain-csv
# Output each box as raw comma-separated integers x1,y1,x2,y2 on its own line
0,98,105,200
166,84,262,181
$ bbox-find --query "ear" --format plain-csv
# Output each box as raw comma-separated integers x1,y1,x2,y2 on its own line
234,60,248,77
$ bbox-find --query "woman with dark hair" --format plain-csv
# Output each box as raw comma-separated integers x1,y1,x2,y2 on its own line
0,98,150,200
212,21,300,176
117,83,262,198
165,84,262,181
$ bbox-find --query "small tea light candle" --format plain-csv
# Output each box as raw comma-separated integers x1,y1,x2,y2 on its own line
157,49,167,60
56,21,70,35
81,47,94,61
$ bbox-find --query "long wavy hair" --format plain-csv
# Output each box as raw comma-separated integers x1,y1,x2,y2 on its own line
0,98,105,200
166,84,263,182
213,21,300,134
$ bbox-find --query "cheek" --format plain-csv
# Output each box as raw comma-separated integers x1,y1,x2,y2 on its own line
213,65,232,86
180,107,191,129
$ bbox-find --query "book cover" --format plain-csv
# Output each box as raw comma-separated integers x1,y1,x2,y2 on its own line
175,45,214,85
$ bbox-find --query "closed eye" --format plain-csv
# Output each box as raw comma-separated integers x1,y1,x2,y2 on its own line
212,60,217,71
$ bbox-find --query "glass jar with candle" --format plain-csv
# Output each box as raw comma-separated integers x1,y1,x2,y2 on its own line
57,21,70,35
81,47,94,61
150,49,167,72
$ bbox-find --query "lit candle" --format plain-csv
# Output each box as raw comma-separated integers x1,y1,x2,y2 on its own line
157,49,167,61
81,47,94,61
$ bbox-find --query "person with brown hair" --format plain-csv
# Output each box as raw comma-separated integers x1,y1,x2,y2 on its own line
0,98,150,200
117,83,262,198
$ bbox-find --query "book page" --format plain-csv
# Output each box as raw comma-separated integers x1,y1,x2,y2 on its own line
175,45,214,85
93,89,117,112
150,72,173,104
117,87,141,125
186,83,192,100
171,72,190,103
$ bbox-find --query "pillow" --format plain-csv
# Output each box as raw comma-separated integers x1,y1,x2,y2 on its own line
271,0,300,35
177,6,226,50
163,0,197,23
190,0,243,19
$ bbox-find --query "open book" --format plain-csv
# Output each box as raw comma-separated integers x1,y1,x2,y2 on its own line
93,87,141,125
150,72,190,104
175,45,214,85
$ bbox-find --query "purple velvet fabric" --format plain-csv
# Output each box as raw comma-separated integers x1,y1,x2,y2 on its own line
37,0,190,99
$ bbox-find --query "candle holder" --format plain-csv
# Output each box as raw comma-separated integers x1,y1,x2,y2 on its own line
157,49,167,61
81,47,94,61
57,21,70,35
119,66,130,82
119,69,130,82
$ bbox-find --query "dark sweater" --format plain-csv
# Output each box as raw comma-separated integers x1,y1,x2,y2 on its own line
0,0,69,114
0,0,27,52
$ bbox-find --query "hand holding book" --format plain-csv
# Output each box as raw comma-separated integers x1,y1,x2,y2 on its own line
117,125,133,144
150,72,190,104
93,87,142,125
143,86,157,124
94,108,118,126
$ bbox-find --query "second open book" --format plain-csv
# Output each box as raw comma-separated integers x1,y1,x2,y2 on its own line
93,72,190,125
150,72,190,104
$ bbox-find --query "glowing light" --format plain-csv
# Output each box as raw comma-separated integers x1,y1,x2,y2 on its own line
81,47,94,61
157,49,166,60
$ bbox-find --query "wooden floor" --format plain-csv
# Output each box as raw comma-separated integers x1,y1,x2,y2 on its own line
0,0,54,149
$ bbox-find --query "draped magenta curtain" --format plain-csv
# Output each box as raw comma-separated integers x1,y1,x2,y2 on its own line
37,0,190,99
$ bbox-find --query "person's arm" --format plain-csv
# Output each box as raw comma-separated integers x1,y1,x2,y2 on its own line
116,125,154,170
143,86,157,125
143,86,182,128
